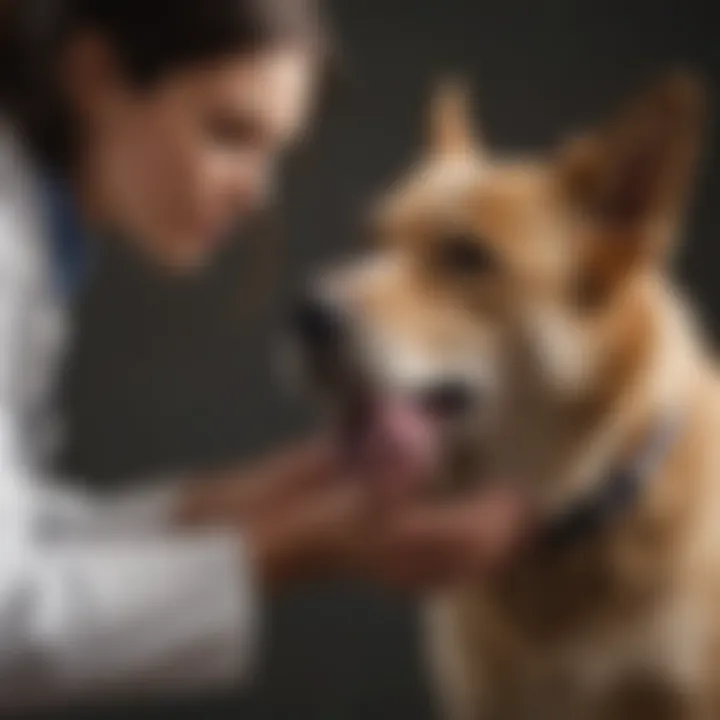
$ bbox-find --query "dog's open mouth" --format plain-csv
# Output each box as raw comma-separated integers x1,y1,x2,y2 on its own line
334,386,446,496
290,295,477,493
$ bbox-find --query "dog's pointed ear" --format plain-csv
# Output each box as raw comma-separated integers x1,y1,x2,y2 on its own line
559,73,708,309
429,78,481,156
559,71,707,234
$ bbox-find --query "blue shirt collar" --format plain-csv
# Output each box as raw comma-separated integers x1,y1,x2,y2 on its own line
41,175,94,300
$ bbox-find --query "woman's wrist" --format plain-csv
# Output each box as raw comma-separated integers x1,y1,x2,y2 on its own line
174,472,363,593
173,478,232,527
243,483,361,592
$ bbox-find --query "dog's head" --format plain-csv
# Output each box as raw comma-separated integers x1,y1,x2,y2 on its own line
294,73,706,491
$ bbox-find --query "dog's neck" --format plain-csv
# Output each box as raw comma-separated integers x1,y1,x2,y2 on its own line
490,275,707,516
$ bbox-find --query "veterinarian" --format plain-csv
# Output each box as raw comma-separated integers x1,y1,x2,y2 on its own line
0,0,531,706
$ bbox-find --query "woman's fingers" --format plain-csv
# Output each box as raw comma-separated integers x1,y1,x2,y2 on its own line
362,486,535,591
398,486,533,559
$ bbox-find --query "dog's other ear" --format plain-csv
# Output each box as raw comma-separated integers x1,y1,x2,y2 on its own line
560,72,707,236
429,78,481,157
559,73,707,309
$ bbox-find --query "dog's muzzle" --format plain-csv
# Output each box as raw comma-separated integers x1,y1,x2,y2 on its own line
290,291,485,496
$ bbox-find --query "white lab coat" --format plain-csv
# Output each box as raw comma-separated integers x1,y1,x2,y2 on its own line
0,121,258,706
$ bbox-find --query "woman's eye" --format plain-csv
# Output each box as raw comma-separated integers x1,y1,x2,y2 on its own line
437,234,498,276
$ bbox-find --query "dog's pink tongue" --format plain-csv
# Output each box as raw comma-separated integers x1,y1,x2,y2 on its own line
351,396,440,497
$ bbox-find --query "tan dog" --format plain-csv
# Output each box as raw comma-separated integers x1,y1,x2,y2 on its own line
295,73,720,718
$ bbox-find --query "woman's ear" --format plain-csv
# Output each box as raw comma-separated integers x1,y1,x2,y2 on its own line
559,71,707,235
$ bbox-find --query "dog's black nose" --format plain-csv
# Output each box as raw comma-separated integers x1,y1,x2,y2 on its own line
292,296,344,354
420,379,474,417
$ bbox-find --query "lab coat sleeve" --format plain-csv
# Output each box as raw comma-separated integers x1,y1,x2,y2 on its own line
0,216,261,705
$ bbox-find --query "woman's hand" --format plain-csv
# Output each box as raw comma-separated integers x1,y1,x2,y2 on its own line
176,439,363,590
344,486,535,592
176,440,534,594
233,479,534,595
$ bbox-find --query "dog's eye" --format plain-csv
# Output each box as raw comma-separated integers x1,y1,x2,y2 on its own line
437,234,497,276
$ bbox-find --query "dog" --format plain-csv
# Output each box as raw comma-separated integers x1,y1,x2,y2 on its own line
294,72,720,719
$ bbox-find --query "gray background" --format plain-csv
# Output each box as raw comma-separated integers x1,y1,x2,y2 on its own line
50,0,718,717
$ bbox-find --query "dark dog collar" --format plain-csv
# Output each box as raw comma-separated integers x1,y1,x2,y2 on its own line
537,412,685,553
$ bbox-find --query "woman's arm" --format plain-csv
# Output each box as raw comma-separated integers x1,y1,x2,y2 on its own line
0,215,343,705
0,429,352,707
0,444,256,706
3,218,259,704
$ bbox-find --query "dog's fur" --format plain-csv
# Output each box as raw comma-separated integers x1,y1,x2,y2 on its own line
317,74,720,718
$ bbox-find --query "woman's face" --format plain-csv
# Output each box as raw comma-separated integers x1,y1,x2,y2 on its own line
79,45,317,271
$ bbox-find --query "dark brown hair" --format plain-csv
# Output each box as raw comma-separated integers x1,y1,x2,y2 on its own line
1,0,330,170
